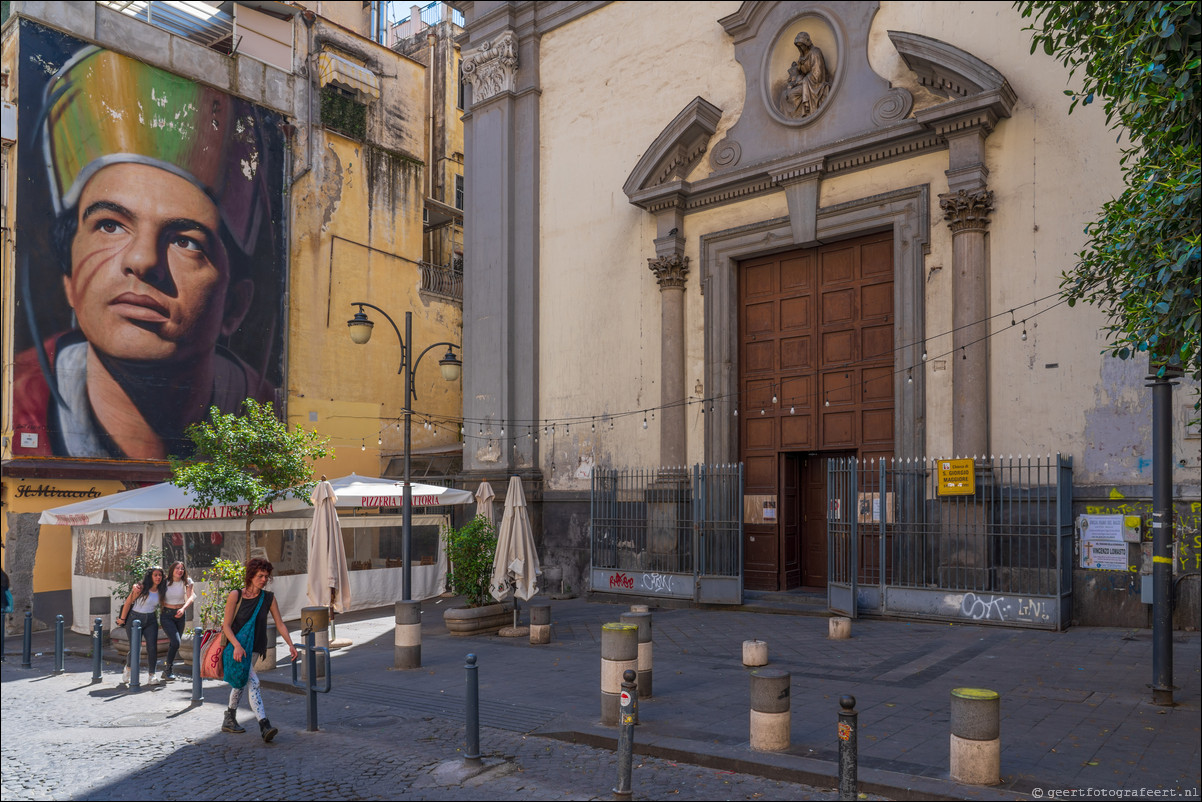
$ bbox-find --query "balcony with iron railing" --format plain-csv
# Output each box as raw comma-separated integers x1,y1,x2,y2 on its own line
419,257,463,304
387,1,465,44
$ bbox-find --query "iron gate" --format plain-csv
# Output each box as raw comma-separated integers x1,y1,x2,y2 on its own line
590,463,744,603
828,454,1073,629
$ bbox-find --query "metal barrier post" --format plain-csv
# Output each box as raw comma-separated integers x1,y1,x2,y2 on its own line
465,654,481,766
838,695,858,801
22,611,33,668
54,615,65,674
130,619,142,689
91,618,103,682
191,627,204,703
290,628,332,732
613,669,637,800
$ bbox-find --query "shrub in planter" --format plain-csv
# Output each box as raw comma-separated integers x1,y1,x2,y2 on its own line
443,516,498,608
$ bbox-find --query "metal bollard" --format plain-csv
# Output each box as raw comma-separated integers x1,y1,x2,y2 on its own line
394,600,421,669
464,654,481,766
749,668,791,751
22,611,33,668
601,623,638,725
613,669,637,800
620,611,652,698
838,695,858,801
130,619,142,689
191,627,204,703
950,687,1001,785
54,615,65,674
290,628,332,731
91,618,104,682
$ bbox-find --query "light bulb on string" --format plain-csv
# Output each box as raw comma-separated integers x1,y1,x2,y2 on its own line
591,419,596,433
1009,309,1016,327
907,370,913,384
961,347,967,360
921,344,928,361
361,442,365,451
790,405,795,414
378,436,382,445
760,408,765,415
733,407,738,417
642,415,648,429
1021,322,1028,341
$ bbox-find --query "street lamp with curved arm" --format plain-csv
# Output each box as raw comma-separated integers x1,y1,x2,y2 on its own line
347,301,463,600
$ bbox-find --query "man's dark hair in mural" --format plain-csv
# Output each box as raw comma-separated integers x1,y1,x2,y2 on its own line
12,42,284,461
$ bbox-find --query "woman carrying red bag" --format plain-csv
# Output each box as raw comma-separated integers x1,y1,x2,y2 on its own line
219,558,297,741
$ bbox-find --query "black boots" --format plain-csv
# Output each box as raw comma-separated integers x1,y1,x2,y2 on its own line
259,718,278,742
222,708,245,734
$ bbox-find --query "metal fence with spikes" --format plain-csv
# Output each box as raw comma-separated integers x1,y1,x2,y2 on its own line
590,463,744,604
828,454,1074,629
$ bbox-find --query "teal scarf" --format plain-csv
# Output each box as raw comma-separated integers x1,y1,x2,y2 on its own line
223,591,265,689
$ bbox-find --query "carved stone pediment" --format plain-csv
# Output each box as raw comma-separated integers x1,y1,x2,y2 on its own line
714,1,901,169
622,97,723,200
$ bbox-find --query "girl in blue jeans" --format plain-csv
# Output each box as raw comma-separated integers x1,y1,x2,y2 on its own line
159,561,195,681
115,566,165,684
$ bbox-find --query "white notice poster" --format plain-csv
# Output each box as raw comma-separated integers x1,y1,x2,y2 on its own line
1080,539,1129,571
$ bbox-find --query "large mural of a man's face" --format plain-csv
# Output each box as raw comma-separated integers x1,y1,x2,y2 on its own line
11,24,285,461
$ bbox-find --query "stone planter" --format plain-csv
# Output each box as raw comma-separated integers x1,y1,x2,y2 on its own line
443,603,511,636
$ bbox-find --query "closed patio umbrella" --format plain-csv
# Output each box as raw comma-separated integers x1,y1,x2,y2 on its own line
306,478,352,615
490,476,541,606
475,481,496,526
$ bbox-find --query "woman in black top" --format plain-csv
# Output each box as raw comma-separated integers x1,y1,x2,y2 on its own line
219,558,297,741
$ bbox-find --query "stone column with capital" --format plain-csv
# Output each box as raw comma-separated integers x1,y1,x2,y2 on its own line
939,187,994,459
648,249,689,467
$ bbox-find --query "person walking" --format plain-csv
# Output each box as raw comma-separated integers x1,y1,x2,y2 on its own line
159,561,195,681
220,558,297,741
115,566,165,685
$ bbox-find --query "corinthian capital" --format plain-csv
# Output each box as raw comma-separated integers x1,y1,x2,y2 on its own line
939,189,995,233
648,254,689,289
461,30,519,103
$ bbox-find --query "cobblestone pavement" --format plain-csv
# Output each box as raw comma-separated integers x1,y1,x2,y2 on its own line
1,656,885,801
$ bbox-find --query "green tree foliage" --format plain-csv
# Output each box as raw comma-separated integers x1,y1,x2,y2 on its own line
443,516,498,608
170,399,332,556
197,558,247,629
1017,2,1200,405
112,549,164,608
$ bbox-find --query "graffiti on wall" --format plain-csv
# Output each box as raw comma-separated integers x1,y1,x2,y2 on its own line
1083,491,1201,575
12,22,286,462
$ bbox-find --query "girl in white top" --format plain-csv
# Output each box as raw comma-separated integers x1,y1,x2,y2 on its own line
115,565,165,684
159,561,196,681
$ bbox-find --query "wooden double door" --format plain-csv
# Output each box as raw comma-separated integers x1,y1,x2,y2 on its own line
739,233,895,591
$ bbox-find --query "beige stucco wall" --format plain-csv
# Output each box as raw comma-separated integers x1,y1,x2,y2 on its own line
534,0,1199,491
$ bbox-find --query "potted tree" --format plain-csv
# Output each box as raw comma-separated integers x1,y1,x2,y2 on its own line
442,516,510,635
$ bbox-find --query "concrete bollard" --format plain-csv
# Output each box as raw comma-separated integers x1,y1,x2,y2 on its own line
630,604,650,614
300,606,330,681
743,639,769,667
529,602,551,645
829,616,851,639
601,623,638,725
394,600,422,669
620,611,653,698
750,668,791,751
950,687,1001,785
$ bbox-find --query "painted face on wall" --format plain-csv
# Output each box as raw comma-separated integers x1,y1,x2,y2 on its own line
64,163,252,365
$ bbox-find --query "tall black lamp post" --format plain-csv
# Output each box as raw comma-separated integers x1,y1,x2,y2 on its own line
348,302,462,601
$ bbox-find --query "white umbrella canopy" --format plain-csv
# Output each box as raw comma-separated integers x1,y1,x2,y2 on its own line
475,481,496,526
38,472,474,526
306,479,351,613
490,476,541,602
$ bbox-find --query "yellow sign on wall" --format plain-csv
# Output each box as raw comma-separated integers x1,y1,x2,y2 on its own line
937,459,976,496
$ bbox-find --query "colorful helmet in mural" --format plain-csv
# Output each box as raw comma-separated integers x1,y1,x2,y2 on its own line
41,47,270,256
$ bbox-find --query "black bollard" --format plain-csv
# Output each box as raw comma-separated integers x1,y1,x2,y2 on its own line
289,628,331,731
22,611,33,668
191,627,204,703
91,618,103,682
613,669,637,800
465,654,481,766
54,615,65,674
130,619,142,689
838,695,858,801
